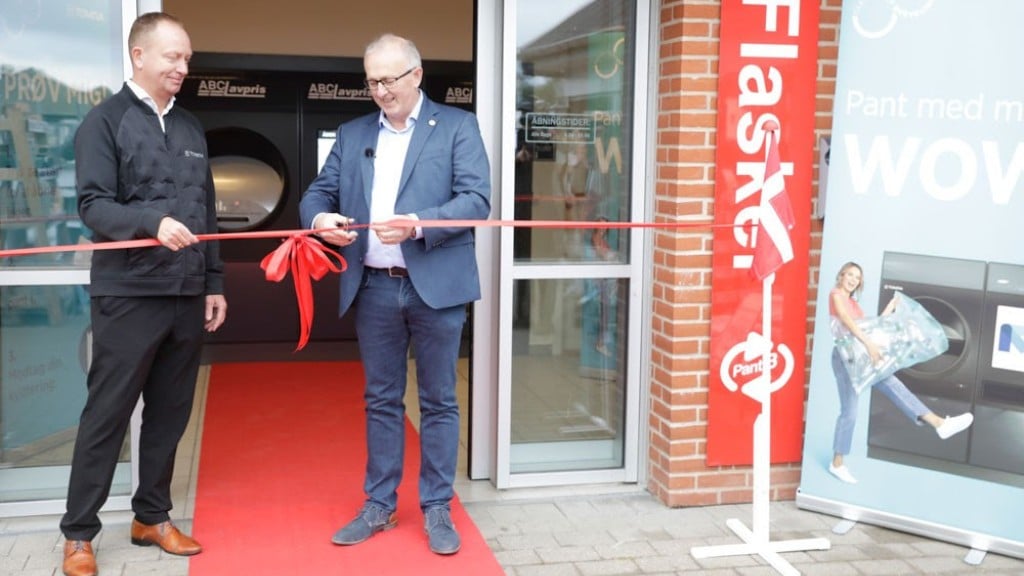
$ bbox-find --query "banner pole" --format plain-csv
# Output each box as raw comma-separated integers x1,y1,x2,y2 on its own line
751,272,774,544
691,271,831,574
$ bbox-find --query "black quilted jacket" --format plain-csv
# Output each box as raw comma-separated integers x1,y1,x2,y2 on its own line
76,84,223,297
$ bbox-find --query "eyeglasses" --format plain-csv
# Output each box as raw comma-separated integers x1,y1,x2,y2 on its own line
364,67,416,91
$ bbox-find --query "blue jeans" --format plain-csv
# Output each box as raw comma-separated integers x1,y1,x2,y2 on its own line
354,270,465,512
831,347,929,456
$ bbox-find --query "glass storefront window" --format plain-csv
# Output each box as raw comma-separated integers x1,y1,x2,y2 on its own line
0,1,130,510
0,283,131,503
0,1,123,268
510,278,628,473
505,0,637,478
513,0,634,265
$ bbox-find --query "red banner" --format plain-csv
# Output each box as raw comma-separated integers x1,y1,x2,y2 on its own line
707,0,819,465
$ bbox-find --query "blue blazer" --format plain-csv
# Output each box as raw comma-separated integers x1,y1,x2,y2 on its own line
299,95,492,316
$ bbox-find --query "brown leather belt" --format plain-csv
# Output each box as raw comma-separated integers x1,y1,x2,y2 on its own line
366,266,409,278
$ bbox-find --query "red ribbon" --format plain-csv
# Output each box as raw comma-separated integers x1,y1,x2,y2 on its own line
259,234,347,351
0,219,747,350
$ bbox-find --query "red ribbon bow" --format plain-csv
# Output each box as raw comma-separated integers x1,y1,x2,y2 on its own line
260,235,347,351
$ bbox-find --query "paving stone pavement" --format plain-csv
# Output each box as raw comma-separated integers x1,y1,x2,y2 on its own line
4,372,1020,575
0,510,189,576
3,494,1024,575
463,494,1024,576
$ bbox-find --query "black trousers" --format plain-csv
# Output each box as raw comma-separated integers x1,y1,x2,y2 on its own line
60,295,205,541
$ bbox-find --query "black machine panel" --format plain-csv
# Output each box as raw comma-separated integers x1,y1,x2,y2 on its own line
175,53,474,350
968,262,1024,475
867,252,1024,487
867,252,984,464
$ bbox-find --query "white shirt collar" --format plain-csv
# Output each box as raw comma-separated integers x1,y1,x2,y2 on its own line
126,79,175,117
378,90,424,133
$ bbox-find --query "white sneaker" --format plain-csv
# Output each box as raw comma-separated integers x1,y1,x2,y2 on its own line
828,463,858,484
936,413,974,439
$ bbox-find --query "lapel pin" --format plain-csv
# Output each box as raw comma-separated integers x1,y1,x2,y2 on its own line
428,119,437,126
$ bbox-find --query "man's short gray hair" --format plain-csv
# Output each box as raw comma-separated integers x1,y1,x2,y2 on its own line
365,34,422,69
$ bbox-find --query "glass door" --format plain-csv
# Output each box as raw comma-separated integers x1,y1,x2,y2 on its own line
495,0,651,488
0,0,136,516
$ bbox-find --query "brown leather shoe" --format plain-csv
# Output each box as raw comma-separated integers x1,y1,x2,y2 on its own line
62,539,97,576
130,519,202,556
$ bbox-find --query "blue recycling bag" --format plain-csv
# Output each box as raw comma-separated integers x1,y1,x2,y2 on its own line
831,294,948,394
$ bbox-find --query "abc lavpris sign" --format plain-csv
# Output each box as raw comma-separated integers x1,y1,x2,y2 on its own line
706,0,818,465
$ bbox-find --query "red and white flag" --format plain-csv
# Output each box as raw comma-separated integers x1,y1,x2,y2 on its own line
750,130,795,281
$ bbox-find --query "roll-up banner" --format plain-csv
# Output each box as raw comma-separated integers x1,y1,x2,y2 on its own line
707,0,819,465
798,0,1024,557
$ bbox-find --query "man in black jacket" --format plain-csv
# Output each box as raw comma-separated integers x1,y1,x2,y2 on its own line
59,12,227,576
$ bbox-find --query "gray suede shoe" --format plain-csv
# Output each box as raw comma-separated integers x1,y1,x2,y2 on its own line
331,504,397,545
424,507,461,555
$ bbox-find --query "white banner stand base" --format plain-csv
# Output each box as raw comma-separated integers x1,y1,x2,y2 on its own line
692,271,831,575
831,519,857,535
691,518,831,576
964,548,987,566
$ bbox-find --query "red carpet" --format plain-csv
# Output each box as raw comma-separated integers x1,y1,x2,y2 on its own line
190,361,504,576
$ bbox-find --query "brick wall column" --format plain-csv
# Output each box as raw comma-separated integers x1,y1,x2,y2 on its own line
648,0,841,507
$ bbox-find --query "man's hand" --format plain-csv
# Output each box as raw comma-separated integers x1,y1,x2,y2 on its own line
371,214,418,245
205,294,227,332
157,217,198,251
313,213,358,247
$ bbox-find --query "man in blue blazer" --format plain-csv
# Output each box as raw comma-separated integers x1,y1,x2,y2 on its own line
299,33,491,555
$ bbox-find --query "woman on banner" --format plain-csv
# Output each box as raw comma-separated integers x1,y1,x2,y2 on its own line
827,261,973,484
